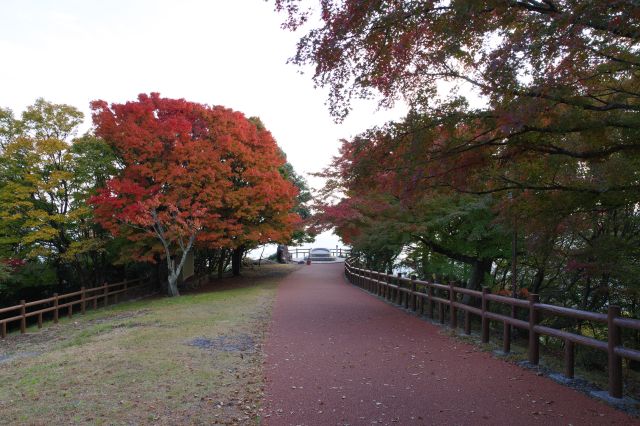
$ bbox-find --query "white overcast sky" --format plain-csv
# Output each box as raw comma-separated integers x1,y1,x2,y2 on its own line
0,0,407,251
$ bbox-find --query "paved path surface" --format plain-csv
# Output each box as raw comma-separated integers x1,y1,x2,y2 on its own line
263,263,638,425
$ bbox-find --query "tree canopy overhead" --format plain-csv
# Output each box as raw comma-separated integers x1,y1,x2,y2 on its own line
279,1,640,320
276,0,640,195
277,1,639,117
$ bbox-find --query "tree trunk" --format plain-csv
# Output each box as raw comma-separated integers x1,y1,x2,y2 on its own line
468,258,493,291
532,268,545,294
161,234,196,297
167,271,180,297
218,249,227,279
277,245,288,264
231,245,245,276
457,259,491,305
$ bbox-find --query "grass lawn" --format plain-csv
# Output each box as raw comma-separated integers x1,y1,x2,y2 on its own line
0,264,298,425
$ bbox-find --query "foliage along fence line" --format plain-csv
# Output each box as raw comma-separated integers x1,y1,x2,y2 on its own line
0,277,152,339
344,259,640,399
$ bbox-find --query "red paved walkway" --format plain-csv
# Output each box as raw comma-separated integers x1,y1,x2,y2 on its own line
263,263,637,425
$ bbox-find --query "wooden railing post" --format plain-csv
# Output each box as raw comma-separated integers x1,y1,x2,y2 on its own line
20,300,26,334
449,283,457,329
428,285,435,319
391,273,396,300
564,340,575,379
53,293,59,323
103,284,109,307
503,321,511,354
396,273,402,305
1,322,6,338
404,278,410,309
608,305,623,398
481,287,490,343
81,287,86,314
390,272,395,302
464,310,471,335
410,276,417,312
364,269,368,289
382,272,389,300
37,312,43,328
528,294,540,365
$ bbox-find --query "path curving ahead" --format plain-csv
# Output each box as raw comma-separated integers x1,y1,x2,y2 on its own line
263,263,637,425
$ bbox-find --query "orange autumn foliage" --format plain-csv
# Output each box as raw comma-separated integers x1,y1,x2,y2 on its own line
90,93,299,271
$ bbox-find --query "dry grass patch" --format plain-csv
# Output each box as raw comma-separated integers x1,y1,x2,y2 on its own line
0,264,298,425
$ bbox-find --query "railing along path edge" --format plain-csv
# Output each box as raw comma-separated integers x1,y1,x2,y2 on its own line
344,259,640,399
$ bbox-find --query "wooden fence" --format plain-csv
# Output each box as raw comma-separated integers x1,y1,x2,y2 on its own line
0,277,152,339
289,247,351,258
345,259,640,399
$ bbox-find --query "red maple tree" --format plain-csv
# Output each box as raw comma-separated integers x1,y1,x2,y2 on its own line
90,93,299,295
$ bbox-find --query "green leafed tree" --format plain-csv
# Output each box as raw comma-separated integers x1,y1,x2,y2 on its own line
0,99,119,298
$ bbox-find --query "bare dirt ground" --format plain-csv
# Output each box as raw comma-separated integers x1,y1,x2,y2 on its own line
0,264,298,425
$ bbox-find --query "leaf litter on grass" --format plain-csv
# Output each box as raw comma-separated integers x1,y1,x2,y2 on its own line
0,263,297,425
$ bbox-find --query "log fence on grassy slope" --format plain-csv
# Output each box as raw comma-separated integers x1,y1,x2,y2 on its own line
0,277,152,339
344,259,640,399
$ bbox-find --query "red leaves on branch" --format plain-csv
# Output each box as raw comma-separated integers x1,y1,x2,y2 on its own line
90,93,299,262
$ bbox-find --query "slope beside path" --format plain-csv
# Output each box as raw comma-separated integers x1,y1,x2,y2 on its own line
263,263,637,425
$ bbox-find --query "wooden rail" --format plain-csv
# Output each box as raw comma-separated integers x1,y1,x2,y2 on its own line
289,247,351,258
0,277,151,339
344,259,640,399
